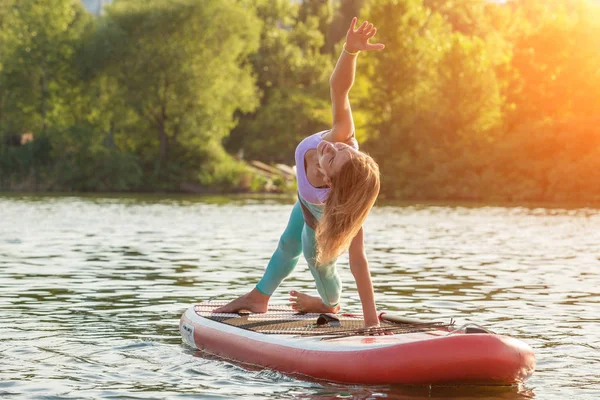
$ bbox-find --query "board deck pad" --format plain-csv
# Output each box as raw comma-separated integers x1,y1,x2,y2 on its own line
194,302,446,337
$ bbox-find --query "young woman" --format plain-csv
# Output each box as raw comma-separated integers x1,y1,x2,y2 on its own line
215,18,385,329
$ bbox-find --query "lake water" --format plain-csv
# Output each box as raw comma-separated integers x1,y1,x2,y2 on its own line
0,194,598,399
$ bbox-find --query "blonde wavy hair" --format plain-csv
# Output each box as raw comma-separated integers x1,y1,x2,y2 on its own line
315,152,380,265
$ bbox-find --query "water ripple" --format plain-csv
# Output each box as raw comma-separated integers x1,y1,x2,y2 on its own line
0,195,598,398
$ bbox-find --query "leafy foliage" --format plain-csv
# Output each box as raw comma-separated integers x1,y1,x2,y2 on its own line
225,0,332,163
1,0,600,202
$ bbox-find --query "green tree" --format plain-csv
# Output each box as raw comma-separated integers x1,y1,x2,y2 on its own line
327,0,366,55
0,0,89,136
490,0,600,202
357,0,450,197
0,0,92,190
298,0,333,53
503,0,600,128
423,33,503,199
226,0,332,164
94,0,260,184
0,0,16,129
358,0,505,199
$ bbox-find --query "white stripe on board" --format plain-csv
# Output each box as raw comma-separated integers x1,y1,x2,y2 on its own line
182,305,441,352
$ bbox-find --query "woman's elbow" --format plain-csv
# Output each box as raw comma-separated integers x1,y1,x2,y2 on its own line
349,253,368,276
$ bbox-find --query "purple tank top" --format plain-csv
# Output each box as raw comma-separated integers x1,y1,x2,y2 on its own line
295,130,358,205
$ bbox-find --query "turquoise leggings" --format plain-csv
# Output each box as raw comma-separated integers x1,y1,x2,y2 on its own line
256,201,341,307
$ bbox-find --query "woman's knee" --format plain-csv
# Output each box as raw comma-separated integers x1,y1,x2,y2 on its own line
308,263,342,307
278,236,302,257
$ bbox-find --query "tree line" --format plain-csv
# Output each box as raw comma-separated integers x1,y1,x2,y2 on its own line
1,0,599,202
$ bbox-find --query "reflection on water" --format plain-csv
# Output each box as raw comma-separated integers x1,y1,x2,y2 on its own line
0,194,599,399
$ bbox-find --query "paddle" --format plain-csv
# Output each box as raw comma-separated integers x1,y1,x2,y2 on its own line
340,312,440,325
378,312,432,325
351,312,491,334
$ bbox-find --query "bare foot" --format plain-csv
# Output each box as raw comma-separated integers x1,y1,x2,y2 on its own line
289,290,340,313
213,288,270,313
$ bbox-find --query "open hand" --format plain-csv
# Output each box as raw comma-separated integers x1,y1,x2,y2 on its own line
345,17,385,53
365,323,394,336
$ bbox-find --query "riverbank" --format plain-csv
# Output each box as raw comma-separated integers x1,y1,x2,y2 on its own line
3,191,600,212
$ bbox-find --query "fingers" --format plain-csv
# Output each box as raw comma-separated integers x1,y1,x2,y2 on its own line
352,19,374,35
356,20,368,33
366,42,386,51
348,18,385,51
366,27,377,38
367,328,385,336
364,325,395,336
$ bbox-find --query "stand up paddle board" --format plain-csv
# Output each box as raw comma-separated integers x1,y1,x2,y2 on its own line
180,302,535,385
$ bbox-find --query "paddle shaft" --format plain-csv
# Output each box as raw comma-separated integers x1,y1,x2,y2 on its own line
379,313,490,334
379,313,432,325
341,312,434,325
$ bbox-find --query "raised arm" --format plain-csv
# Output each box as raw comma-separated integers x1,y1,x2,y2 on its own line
323,18,385,145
